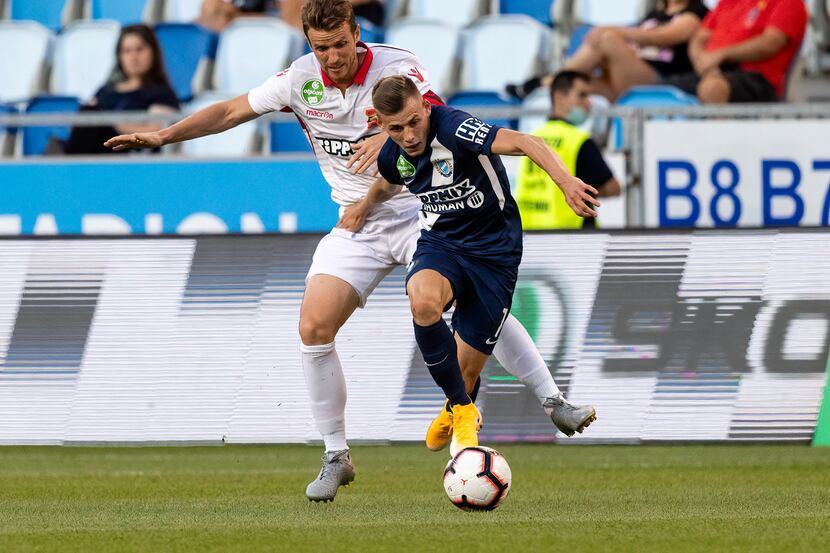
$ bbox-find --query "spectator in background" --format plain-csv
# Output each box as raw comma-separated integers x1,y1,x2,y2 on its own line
507,0,708,101
65,25,178,155
514,71,621,230
666,0,808,102
280,0,384,29
197,0,275,32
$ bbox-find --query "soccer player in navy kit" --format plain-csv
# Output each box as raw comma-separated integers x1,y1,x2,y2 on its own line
363,76,600,452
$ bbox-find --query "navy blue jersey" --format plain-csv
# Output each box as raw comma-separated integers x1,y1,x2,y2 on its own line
378,105,522,264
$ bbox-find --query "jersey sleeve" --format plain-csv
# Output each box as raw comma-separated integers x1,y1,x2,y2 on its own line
377,140,402,185
247,66,293,115
442,108,501,157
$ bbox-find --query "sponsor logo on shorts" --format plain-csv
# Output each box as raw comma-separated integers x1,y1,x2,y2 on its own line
455,118,492,146
433,159,453,178
305,109,333,120
301,79,325,107
397,155,417,178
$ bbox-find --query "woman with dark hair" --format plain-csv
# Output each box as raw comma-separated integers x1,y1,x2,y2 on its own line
507,0,709,102
65,24,179,154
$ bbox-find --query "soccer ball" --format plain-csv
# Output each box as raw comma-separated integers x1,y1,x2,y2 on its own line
443,446,512,511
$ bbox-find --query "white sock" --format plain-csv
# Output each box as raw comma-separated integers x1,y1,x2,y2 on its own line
493,314,560,406
301,342,348,452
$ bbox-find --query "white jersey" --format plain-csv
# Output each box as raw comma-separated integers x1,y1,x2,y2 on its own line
248,42,436,212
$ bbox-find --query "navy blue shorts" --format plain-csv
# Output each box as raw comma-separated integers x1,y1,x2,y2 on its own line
406,242,519,355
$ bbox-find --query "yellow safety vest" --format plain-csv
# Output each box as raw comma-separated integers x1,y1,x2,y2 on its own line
515,120,591,229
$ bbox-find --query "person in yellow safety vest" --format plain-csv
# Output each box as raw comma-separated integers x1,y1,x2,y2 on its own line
515,70,621,229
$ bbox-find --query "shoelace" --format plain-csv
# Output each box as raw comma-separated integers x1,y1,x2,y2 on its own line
318,454,344,480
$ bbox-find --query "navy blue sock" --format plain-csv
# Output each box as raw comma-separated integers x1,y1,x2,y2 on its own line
469,376,482,403
414,319,470,406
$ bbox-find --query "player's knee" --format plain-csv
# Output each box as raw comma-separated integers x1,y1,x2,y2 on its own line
697,75,730,104
409,295,444,326
298,316,337,346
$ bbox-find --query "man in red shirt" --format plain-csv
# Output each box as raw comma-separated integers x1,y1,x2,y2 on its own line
665,0,807,102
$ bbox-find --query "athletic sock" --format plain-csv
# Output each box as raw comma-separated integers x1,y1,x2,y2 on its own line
413,319,470,406
300,342,348,452
469,376,482,403
493,314,560,406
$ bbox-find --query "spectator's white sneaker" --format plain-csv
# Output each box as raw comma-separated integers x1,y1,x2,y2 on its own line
306,449,355,502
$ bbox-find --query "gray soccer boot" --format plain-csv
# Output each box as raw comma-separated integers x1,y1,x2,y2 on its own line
543,394,597,437
305,449,355,502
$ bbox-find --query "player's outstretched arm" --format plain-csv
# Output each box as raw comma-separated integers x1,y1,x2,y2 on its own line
491,128,600,218
336,177,402,232
104,94,259,151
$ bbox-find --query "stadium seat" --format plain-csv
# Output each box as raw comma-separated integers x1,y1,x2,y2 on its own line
9,0,81,30
0,103,16,156
155,23,218,101
571,0,645,27
163,0,203,23
518,87,551,134
180,93,259,156
386,18,462,97
88,0,160,24
212,18,304,95
356,16,384,43
565,23,593,57
22,95,81,156
460,15,550,93
407,0,488,26
0,21,53,103
51,20,120,101
269,119,312,154
447,91,520,130
499,0,553,26
611,85,698,148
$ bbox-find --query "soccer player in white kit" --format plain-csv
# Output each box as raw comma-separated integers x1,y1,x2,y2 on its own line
106,0,596,503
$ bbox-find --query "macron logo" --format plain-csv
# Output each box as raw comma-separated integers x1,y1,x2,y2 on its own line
408,67,425,82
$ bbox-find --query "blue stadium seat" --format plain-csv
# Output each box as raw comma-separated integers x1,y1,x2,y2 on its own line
615,85,700,107
0,21,53,103
387,18,461,97
500,0,553,26
612,85,699,148
447,91,520,130
0,103,17,156
10,0,78,30
460,15,549,92
155,23,218,101
163,0,203,22
51,20,120,100
181,93,259,156
90,0,148,24
269,120,312,154
212,18,304,95
22,96,80,156
565,24,592,57
572,0,643,27
407,0,488,26
356,16,384,43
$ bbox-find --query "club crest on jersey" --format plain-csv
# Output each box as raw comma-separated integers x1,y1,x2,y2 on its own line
397,155,416,178
433,159,453,178
365,107,379,129
301,79,325,107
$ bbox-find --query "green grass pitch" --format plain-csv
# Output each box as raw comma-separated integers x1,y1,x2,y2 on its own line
2,444,829,552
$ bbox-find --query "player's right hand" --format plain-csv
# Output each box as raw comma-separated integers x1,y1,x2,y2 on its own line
104,132,164,151
337,199,370,232
560,177,600,218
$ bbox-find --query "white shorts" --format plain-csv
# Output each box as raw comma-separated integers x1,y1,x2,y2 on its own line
307,205,420,307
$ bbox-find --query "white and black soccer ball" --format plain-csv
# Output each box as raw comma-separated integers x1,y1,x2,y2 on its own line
443,446,512,511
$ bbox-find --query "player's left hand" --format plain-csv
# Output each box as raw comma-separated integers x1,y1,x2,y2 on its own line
337,198,370,232
560,177,600,218
347,132,388,175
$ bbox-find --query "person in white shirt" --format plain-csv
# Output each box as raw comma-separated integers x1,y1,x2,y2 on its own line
105,0,596,503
